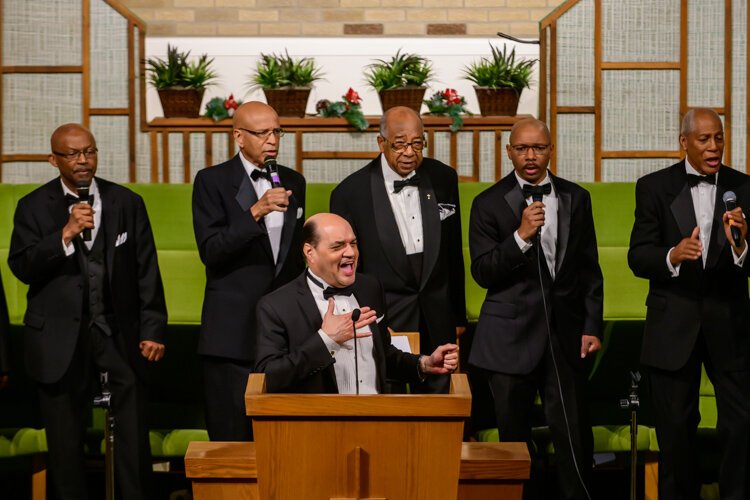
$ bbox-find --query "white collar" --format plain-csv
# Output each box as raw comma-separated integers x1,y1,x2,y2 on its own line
381,154,418,185
685,158,719,182
238,152,263,178
61,177,99,198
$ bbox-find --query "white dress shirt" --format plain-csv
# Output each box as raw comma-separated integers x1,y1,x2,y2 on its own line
239,153,283,264
307,270,378,395
513,171,558,279
62,178,102,255
381,155,424,255
666,160,746,276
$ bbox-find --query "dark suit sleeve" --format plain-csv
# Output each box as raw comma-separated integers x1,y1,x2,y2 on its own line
446,171,467,327
578,191,604,337
133,195,167,344
192,170,267,269
8,197,70,286
628,178,674,281
255,298,335,393
330,184,354,232
469,195,528,289
0,276,10,374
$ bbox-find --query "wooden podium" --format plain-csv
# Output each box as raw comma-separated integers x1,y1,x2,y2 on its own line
246,372,472,499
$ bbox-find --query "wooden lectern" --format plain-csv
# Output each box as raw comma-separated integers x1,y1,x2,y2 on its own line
246,372,471,500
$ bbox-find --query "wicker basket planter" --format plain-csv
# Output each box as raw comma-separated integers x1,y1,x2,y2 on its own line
474,87,521,116
263,88,312,117
157,88,205,118
378,87,427,113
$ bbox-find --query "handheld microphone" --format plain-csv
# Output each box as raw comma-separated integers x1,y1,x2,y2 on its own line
264,156,283,188
723,191,743,248
531,191,544,243
76,180,92,241
351,308,361,395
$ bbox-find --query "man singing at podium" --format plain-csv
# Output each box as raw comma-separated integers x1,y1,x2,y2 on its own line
255,213,458,393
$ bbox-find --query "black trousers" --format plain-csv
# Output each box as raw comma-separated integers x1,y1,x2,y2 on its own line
487,335,593,500
37,325,151,500
202,356,254,441
648,334,750,500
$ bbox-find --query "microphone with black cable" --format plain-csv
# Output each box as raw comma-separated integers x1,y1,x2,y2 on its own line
351,308,361,395
76,180,92,241
264,156,283,189
723,191,743,248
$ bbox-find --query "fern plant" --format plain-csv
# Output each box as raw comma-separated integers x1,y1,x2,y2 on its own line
146,45,218,90
463,44,536,93
250,51,323,89
364,50,434,92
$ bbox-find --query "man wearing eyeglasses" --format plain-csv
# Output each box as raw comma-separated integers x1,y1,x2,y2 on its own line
8,123,167,499
469,118,602,499
330,106,466,394
192,101,306,441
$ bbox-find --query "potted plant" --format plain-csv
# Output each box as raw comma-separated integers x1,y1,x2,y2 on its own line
364,50,434,113
463,44,536,116
146,44,218,118
316,88,368,131
249,51,323,117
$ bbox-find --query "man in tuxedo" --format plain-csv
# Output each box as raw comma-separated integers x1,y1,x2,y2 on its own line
330,106,466,394
8,123,167,499
0,274,9,389
255,213,458,393
628,108,750,499
192,101,306,441
469,118,602,499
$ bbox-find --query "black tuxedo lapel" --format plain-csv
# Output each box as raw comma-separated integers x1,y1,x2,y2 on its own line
98,181,120,281
555,181,571,275
670,169,698,240
418,171,440,290
369,163,414,281
706,167,730,269
231,156,273,262
47,182,72,235
275,169,299,276
503,177,524,224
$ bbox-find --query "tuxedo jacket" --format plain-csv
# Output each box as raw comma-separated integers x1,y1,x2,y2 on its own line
468,172,603,375
0,275,9,374
255,272,421,394
8,177,167,384
192,154,305,362
330,156,466,350
628,162,750,371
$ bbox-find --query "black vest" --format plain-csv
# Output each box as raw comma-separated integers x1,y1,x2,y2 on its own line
74,229,114,335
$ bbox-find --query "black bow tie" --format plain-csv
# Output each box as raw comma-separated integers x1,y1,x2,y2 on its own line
307,270,355,299
65,193,95,206
522,183,552,199
687,173,716,187
393,174,421,193
250,168,271,182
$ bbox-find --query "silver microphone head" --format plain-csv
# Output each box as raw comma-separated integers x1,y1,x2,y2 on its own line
723,191,737,204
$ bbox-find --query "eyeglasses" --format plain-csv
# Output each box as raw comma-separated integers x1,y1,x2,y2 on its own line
509,144,550,155
383,137,427,153
236,127,285,139
52,148,98,161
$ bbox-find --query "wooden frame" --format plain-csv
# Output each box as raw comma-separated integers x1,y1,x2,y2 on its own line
0,0,144,182
539,0,746,180
146,115,525,183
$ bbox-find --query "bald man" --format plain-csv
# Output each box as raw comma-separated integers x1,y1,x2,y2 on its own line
330,106,466,394
629,108,750,499
255,213,458,394
8,123,167,499
192,101,306,441
469,118,602,499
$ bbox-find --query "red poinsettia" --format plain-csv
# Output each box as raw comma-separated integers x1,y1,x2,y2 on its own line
344,87,361,105
442,88,462,105
224,94,239,111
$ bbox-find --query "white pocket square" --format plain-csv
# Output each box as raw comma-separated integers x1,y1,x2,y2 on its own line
115,232,128,247
438,203,456,221
297,207,304,219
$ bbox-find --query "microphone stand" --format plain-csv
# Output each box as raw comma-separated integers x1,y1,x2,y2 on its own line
351,309,361,395
620,371,641,500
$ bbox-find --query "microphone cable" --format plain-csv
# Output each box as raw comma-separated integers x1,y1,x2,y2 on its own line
535,222,593,500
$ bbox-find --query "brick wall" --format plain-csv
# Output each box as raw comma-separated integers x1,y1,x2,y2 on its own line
120,0,559,37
